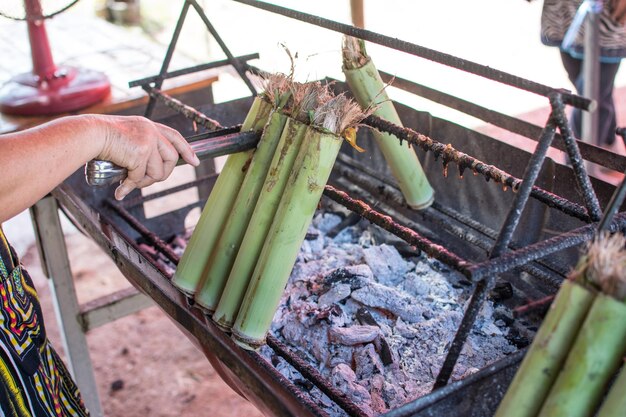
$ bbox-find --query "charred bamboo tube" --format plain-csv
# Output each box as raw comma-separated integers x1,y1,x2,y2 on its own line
172,97,272,295
537,294,626,417
342,36,434,209
212,117,308,329
597,363,626,417
194,110,289,311
232,126,343,349
494,280,595,417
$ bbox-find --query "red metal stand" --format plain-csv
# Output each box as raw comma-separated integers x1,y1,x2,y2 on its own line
0,0,110,116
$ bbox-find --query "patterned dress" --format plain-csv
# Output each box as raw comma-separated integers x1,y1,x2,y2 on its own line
0,226,89,417
541,0,626,62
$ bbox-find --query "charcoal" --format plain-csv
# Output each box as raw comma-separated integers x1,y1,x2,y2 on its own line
490,280,514,302
354,343,385,379
331,364,374,416
321,264,374,292
329,325,381,346
318,283,351,307
351,283,424,323
369,374,388,414
355,307,379,326
363,244,413,285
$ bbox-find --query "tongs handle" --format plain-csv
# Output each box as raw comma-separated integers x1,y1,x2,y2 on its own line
84,129,261,187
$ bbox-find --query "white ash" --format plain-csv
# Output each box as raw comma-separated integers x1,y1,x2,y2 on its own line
263,212,516,416
161,211,516,416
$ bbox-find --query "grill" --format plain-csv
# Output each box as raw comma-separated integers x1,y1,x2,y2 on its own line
52,1,626,416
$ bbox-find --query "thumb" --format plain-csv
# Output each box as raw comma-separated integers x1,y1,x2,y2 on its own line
115,180,136,201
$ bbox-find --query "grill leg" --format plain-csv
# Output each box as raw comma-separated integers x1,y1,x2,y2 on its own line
30,196,104,417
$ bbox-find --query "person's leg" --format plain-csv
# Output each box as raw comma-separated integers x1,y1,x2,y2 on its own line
596,60,621,147
559,51,583,139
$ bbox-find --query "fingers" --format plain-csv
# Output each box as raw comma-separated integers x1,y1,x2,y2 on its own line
155,122,200,167
102,116,200,200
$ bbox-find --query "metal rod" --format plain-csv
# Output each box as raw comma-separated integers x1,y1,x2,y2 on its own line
121,174,216,208
267,335,371,417
581,1,602,146
469,222,603,280
435,114,558,388
384,350,526,417
233,0,593,110
128,53,260,88
490,118,557,258
597,174,626,231
323,185,472,275
551,94,603,221
105,200,181,266
513,295,555,318
143,85,223,130
433,279,489,389
364,115,593,223
144,0,191,118
378,71,626,173
189,0,257,95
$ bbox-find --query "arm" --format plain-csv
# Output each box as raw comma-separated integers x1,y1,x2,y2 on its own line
610,0,626,25
0,114,199,223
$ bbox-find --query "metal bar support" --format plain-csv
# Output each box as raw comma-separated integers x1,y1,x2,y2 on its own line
30,196,104,417
582,1,602,146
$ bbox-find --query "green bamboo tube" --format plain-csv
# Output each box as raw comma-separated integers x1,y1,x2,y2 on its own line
597,363,626,417
537,293,626,417
212,118,308,330
342,40,434,209
172,97,272,295
495,280,596,417
232,127,343,349
194,110,289,311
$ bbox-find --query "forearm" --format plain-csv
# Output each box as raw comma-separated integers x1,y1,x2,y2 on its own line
0,115,104,222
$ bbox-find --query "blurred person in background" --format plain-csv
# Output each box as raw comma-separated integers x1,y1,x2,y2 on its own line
539,0,626,156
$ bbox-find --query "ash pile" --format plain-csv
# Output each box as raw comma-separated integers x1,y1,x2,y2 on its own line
256,207,524,416
157,202,534,417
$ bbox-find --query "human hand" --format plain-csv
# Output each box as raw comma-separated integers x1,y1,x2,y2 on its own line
93,115,200,200
610,0,626,25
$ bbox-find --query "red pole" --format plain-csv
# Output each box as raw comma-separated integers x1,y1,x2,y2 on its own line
24,0,57,81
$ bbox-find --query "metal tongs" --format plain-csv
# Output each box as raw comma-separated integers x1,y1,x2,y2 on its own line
84,127,261,187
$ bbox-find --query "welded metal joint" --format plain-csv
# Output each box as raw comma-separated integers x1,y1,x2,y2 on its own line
549,92,602,221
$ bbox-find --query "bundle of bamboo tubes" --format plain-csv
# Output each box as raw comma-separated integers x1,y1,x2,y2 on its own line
495,232,626,417
174,38,437,349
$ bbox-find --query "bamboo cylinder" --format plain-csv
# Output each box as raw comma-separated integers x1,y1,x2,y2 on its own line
537,293,626,417
232,127,343,349
596,363,626,417
194,110,289,311
495,280,596,417
212,118,308,330
172,97,272,295
343,57,434,209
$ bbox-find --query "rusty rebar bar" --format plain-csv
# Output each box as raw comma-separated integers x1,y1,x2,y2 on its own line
364,115,593,223
267,335,370,417
234,0,592,110
143,85,223,131
323,185,472,275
